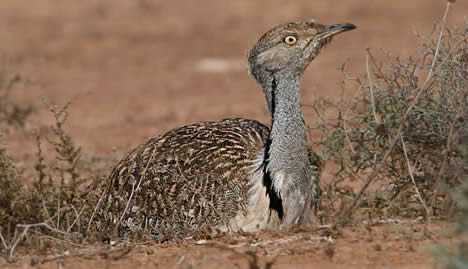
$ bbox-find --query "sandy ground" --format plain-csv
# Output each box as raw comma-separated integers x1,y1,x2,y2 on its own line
0,0,466,268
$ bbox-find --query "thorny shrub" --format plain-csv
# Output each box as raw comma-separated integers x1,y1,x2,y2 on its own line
313,19,467,222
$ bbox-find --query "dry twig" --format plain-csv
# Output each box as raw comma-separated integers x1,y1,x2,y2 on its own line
334,1,456,225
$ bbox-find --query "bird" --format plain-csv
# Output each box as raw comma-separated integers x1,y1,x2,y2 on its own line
97,20,356,241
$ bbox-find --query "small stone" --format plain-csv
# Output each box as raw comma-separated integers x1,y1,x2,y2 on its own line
30,256,39,266
374,244,382,251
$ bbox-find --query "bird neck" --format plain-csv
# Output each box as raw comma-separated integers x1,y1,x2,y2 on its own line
270,71,304,128
264,71,310,191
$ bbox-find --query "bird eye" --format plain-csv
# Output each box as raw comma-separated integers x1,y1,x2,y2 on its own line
284,35,297,45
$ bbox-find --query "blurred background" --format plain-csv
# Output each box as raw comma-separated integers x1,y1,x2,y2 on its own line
0,0,466,159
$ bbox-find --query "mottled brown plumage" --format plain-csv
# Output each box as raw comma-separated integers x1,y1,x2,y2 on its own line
101,118,270,239
97,20,355,241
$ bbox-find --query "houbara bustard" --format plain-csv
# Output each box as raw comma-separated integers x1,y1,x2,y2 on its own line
98,20,356,240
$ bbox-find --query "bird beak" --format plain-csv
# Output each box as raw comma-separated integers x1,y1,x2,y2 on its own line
317,23,356,40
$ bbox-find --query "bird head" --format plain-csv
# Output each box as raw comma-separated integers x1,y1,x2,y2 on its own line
248,21,356,79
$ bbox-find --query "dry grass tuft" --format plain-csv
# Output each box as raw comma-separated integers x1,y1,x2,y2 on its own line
0,95,106,262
